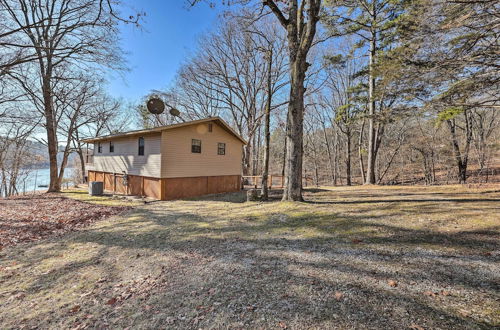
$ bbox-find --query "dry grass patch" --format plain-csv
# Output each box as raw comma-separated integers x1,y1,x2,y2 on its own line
61,188,144,207
0,185,499,329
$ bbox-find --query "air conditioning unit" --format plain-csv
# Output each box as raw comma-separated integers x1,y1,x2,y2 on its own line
89,181,104,196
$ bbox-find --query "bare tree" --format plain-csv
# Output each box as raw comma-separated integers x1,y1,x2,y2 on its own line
0,122,38,197
243,15,289,199
323,48,364,185
1,0,135,192
155,13,288,181
471,108,500,180
262,0,322,201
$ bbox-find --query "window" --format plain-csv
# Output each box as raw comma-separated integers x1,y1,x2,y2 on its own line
208,123,213,132
97,142,102,153
138,137,144,156
191,139,201,153
109,141,114,153
217,142,226,155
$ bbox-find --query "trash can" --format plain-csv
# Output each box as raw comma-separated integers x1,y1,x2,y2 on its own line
89,181,104,196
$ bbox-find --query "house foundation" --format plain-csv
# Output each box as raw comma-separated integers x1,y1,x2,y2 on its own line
88,170,241,200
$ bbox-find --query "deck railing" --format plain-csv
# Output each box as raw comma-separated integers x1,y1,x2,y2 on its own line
242,175,284,189
242,175,315,189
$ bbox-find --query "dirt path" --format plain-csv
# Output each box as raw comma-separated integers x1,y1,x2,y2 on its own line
0,185,499,329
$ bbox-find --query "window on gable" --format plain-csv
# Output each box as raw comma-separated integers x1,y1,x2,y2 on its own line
138,137,145,156
208,123,213,132
109,141,114,153
192,139,201,153
97,142,102,153
217,142,226,155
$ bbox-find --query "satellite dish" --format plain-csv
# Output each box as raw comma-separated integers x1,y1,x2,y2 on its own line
169,108,181,117
146,97,165,114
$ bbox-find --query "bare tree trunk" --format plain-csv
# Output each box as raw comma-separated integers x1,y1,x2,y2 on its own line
333,131,339,185
243,142,252,176
358,118,366,184
251,133,257,175
282,59,306,201
346,128,352,186
42,75,60,192
256,124,262,174
447,113,472,184
78,149,86,183
365,13,377,185
431,150,436,183
336,131,343,185
261,50,272,200
263,0,321,201
321,125,335,184
312,145,319,186
57,145,72,189
73,134,87,184
282,124,287,177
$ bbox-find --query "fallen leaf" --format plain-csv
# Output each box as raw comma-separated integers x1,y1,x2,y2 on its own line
278,321,288,329
388,280,398,287
351,239,363,244
70,305,81,313
334,291,344,301
106,297,117,305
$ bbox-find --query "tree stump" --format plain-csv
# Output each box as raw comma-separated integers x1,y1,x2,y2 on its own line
246,189,260,202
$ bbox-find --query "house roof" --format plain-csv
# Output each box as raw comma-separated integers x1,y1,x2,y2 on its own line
80,117,247,144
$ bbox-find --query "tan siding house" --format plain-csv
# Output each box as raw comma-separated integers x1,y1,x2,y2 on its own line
92,133,162,177
161,123,242,178
83,117,246,200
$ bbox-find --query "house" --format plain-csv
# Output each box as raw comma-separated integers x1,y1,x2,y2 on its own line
81,117,246,200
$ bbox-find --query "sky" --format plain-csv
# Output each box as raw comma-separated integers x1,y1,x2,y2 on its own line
106,1,223,103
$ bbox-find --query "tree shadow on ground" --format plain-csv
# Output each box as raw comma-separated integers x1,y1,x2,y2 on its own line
1,187,499,329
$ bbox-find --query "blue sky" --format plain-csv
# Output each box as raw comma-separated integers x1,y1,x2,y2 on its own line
107,1,223,102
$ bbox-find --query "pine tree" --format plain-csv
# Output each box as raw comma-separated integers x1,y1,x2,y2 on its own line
323,0,408,184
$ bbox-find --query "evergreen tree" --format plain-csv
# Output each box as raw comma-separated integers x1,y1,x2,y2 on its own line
323,0,408,184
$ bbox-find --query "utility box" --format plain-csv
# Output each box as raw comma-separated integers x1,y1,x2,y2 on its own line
89,181,104,196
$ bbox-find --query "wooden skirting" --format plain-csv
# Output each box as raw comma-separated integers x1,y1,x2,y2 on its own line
162,175,241,200
88,171,241,200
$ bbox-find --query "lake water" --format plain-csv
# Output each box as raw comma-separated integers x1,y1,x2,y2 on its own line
16,167,76,193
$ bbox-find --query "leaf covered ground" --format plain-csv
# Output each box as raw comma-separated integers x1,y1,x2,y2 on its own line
0,185,499,329
0,193,131,248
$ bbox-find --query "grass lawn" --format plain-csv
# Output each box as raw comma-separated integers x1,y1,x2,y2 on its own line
0,185,499,329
